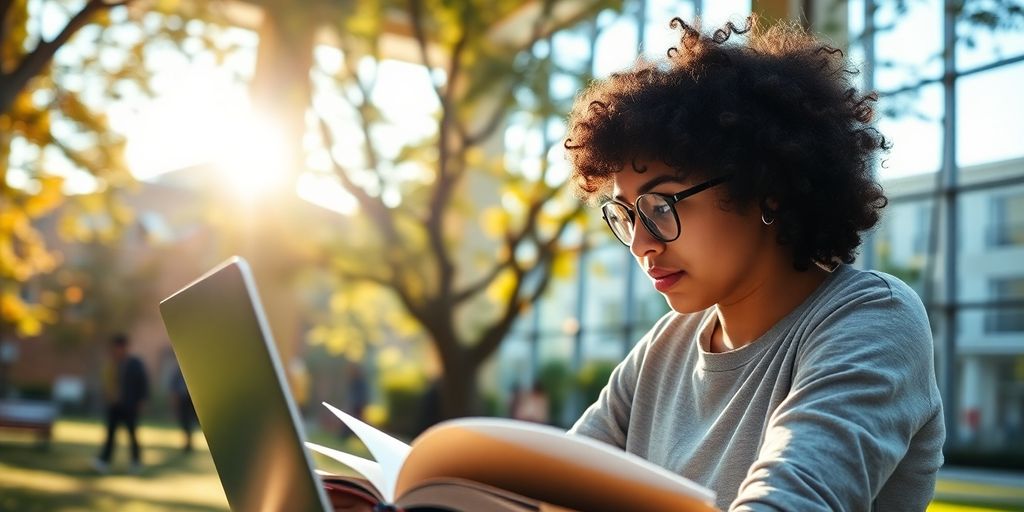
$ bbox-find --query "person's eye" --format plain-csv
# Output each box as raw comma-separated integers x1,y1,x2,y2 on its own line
652,203,673,217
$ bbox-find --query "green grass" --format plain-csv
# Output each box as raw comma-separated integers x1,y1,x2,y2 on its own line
933,478,1024,512
0,418,228,511
0,417,366,512
0,418,1019,511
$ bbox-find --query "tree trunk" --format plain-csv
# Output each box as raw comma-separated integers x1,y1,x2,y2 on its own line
437,352,479,421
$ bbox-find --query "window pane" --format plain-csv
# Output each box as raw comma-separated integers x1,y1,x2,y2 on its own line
871,195,934,296
957,8,1024,71
700,0,751,28
873,0,943,91
956,61,1024,167
552,24,595,76
847,0,870,91
986,278,1024,333
949,172,1024,467
875,83,944,178
593,11,640,77
956,181,1024,300
947,354,1024,468
581,250,632,362
581,244,630,332
989,192,1024,248
538,261,579,335
642,0,696,58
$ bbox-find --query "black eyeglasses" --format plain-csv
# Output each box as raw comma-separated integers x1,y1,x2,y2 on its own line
601,174,732,246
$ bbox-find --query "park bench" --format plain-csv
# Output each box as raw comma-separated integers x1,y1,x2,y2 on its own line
0,399,58,447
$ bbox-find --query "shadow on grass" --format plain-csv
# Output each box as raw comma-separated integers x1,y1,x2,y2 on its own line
0,419,228,512
0,438,218,479
0,486,225,512
933,497,1024,512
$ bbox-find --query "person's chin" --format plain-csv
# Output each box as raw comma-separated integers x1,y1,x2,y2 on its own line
661,292,713,314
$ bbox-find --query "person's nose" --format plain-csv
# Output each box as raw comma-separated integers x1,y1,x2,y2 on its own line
629,221,665,260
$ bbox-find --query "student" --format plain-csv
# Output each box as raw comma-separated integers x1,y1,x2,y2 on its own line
93,333,150,474
169,363,197,452
563,16,945,511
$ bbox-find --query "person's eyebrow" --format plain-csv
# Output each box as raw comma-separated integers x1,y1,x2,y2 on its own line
613,175,686,203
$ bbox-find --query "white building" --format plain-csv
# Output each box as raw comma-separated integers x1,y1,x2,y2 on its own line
876,156,1024,449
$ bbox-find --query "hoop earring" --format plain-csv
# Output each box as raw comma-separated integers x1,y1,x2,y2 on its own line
814,259,840,273
761,210,775,226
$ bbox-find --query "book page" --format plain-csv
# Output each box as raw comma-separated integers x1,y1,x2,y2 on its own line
305,442,387,499
395,418,717,512
321,401,411,502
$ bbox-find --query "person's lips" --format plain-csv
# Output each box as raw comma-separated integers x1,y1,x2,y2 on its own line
647,267,686,292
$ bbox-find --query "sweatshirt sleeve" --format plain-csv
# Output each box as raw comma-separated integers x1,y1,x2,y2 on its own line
731,276,944,511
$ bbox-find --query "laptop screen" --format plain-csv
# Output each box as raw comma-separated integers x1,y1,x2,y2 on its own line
159,257,330,512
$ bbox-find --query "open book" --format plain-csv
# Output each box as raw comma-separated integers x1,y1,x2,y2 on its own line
306,402,717,512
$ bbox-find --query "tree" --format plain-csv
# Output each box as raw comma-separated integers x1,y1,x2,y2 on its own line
1,0,142,341
0,0,243,401
0,0,252,336
312,0,616,419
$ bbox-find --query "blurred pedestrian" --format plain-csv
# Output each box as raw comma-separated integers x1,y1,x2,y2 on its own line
169,363,196,452
338,364,369,440
510,380,549,424
92,333,149,474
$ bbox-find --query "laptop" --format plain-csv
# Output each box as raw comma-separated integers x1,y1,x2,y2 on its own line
159,256,332,512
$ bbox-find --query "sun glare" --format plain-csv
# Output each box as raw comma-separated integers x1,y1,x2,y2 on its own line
212,112,289,199
124,65,288,200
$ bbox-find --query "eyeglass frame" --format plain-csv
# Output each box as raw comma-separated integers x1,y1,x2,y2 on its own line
601,174,733,246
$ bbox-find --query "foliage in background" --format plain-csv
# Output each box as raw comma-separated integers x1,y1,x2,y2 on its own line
0,0,237,340
311,0,618,419
576,359,616,409
2,0,130,339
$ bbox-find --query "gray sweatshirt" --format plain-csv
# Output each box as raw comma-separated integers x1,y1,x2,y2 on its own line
569,265,945,511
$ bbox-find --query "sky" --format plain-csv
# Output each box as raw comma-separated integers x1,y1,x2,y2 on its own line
11,0,1024,205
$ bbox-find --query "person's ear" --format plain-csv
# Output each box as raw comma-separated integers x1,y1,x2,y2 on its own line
760,197,779,226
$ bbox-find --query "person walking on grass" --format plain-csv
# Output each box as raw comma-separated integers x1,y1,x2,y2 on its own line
92,333,149,475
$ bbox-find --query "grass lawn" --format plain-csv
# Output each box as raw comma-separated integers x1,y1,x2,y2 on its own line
0,418,1019,511
0,417,363,512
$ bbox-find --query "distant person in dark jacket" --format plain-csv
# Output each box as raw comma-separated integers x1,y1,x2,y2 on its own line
92,333,149,474
169,363,196,452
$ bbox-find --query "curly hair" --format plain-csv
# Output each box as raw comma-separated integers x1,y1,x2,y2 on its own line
564,16,889,271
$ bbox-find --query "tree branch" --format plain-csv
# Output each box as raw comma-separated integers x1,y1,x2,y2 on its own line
453,256,514,305
335,36,387,194
318,116,401,245
422,9,472,308
335,267,425,320
452,184,560,305
510,183,562,247
0,0,14,73
334,267,393,288
0,0,131,114
462,86,516,146
471,203,582,364
470,265,526,364
462,0,553,148
407,0,443,99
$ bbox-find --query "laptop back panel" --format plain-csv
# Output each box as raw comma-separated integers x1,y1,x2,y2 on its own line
159,257,329,512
